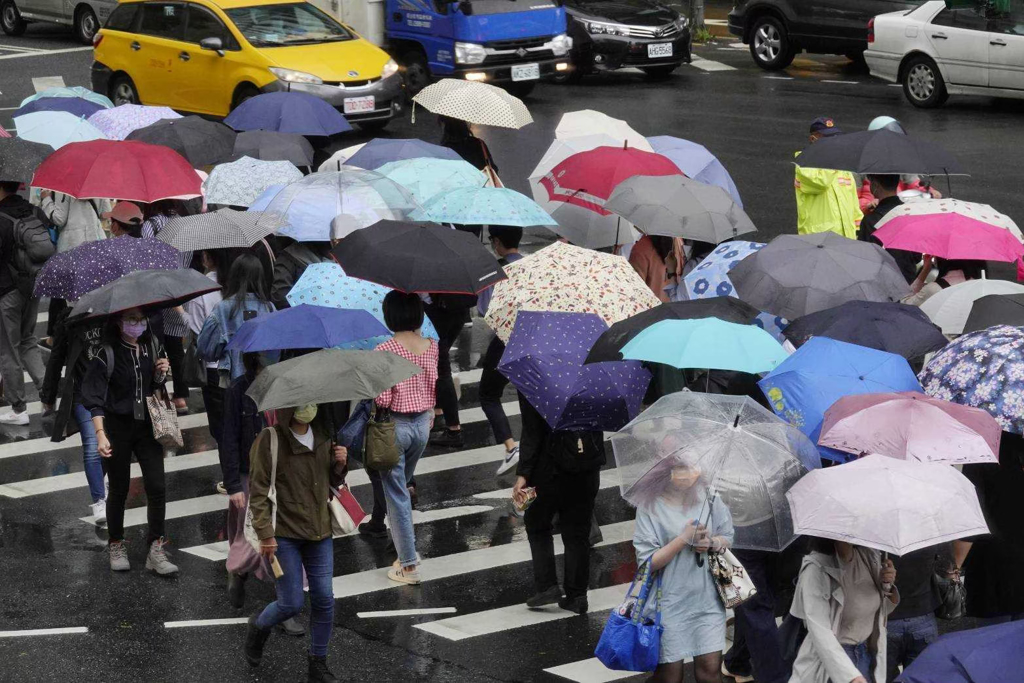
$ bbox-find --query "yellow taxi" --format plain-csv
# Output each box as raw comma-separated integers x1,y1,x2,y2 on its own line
91,0,402,128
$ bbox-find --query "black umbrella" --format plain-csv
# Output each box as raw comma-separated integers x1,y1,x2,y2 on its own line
126,116,236,167
0,137,51,184
794,129,966,176
232,130,314,168
783,301,947,360
585,297,761,363
331,220,506,294
68,268,221,321
963,294,1024,334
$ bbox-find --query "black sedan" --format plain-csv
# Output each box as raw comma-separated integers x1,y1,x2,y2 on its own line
560,0,692,81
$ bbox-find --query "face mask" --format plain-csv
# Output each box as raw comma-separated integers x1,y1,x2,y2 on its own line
671,467,701,489
121,319,147,340
293,404,318,425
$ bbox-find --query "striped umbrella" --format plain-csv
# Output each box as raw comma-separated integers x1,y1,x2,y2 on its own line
157,208,273,251
412,79,532,130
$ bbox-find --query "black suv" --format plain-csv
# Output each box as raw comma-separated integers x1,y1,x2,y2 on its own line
728,0,922,70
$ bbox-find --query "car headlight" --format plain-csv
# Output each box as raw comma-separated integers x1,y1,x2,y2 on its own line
381,58,399,79
584,20,628,37
269,67,323,85
674,16,689,29
454,42,486,65
548,33,573,56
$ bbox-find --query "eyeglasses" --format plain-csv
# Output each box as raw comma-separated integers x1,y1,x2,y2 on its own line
123,316,146,325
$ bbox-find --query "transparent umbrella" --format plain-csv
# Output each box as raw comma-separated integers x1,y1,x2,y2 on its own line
611,392,821,551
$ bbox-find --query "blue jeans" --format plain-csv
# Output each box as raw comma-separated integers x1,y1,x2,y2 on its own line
885,614,938,682
73,403,104,503
841,642,873,681
255,537,334,657
383,411,430,567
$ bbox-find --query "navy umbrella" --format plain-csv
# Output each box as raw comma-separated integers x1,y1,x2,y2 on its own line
224,92,352,136
226,304,389,352
344,138,462,170
14,97,105,119
897,621,1024,683
34,236,181,300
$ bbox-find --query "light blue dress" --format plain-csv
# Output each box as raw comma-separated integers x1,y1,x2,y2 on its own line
633,492,735,663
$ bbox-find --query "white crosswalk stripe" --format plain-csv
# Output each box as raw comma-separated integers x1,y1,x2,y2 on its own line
545,658,641,682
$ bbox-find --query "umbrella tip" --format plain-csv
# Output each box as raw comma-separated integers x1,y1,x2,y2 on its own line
733,414,740,429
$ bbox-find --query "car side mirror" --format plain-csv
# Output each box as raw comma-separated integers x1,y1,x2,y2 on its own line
200,37,225,56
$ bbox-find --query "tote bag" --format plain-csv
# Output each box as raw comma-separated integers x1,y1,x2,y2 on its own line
364,404,400,471
328,485,367,536
708,549,757,609
595,562,663,672
146,387,183,449
243,428,279,552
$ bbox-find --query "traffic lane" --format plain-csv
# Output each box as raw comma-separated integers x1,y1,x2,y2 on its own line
0,21,85,51
0,49,93,129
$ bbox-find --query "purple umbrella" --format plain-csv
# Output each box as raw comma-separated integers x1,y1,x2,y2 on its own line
34,236,181,300
498,310,651,431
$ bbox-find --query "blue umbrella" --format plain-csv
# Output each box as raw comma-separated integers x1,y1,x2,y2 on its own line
897,621,1024,683
412,186,556,228
758,337,922,461
14,97,105,119
377,158,486,204
499,310,652,431
20,86,113,109
648,135,743,207
344,138,462,170
226,304,389,352
620,318,787,374
224,92,352,136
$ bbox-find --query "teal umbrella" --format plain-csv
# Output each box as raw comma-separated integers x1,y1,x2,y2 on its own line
20,86,113,110
14,111,107,149
377,158,486,204
412,186,556,228
620,317,788,374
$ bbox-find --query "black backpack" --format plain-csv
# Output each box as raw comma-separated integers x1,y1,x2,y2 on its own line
3,206,55,288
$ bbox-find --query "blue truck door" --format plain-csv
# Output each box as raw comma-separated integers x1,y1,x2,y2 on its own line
387,0,456,75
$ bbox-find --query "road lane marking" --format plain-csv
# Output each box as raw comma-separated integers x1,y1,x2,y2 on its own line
0,46,94,60
0,627,89,637
164,618,248,628
822,79,858,84
764,76,794,80
689,56,736,72
32,76,66,91
545,658,642,682
358,607,458,618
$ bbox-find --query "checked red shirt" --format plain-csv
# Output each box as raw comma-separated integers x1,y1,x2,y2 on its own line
374,338,438,414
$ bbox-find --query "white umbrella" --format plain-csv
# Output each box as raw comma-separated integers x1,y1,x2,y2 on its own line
876,198,1023,242
920,276,1024,335
412,79,532,130
317,143,367,172
555,110,648,149
203,156,302,207
786,454,988,555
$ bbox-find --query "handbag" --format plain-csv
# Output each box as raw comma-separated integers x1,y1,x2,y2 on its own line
364,403,400,471
328,485,367,536
708,549,757,609
244,427,279,552
933,571,966,620
146,387,183,449
180,330,207,389
595,562,663,672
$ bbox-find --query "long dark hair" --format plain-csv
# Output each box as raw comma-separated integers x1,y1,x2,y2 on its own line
440,116,474,144
223,253,269,318
649,235,675,263
102,311,155,348
142,199,190,221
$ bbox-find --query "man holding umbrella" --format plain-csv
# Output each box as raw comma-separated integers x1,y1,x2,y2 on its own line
794,118,862,240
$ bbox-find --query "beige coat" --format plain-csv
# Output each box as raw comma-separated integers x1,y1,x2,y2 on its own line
789,549,898,683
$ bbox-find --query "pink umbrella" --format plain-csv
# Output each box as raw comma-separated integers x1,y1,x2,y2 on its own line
819,391,1001,465
873,214,1024,263
0,127,11,138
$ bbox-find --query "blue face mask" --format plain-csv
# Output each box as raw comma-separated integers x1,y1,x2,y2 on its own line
121,319,147,341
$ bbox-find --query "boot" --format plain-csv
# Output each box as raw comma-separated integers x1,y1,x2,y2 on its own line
307,655,339,683
145,537,179,576
108,541,130,572
277,616,306,636
244,615,271,667
227,572,246,608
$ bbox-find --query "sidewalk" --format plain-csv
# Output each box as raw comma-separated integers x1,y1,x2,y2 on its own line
702,0,735,39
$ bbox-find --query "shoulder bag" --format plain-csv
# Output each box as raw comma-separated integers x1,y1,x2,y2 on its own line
244,427,279,552
364,403,400,471
595,561,663,672
180,329,207,389
933,570,966,620
708,548,757,609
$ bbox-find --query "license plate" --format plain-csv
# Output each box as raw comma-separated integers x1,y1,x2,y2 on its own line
343,96,375,114
648,43,673,58
511,63,540,82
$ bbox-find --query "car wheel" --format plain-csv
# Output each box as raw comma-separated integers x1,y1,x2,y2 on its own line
1,0,27,37
74,5,98,44
902,55,948,109
110,74,139,106
749,15,794,71
231,83,260,110
402,50,430,97
642,64,678,80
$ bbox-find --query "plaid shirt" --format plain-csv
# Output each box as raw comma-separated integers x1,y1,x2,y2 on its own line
374,338,438,414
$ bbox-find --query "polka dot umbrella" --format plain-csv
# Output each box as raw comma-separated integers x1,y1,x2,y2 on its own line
34,235,181,300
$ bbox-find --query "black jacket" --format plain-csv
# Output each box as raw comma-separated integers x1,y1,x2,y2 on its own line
516,396,605,485
270,242,330,311
0,194,46,297
859,196,917,284
41,307,105,441
219,372,265,495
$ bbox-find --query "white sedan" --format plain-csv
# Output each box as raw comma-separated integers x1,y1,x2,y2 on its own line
866,0,1024,108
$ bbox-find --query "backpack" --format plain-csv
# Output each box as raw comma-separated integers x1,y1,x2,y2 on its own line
3,206,55,289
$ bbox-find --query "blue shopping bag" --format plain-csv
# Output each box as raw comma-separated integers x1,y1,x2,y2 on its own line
594,562,663,672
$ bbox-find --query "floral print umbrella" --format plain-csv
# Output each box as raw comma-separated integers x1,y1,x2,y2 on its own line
204,157,302,207
34,235,180,299
88,104,181,141
411,186,555,228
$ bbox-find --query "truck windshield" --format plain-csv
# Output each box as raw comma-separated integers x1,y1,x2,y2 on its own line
226,3,353,47
460,0,559,16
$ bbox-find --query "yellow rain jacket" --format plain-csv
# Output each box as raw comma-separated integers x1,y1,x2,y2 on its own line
794,153,863,239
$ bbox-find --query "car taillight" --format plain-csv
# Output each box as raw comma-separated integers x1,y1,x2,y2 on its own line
93,33,103,48
867,18,874,44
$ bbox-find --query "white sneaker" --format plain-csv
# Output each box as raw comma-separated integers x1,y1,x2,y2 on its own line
0,410,29,426
496,445,520,475
90,501,107,524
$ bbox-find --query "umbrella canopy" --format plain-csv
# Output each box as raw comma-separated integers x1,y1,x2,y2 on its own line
223,91,352,136
412,187,555,228
783,301,947,361
611,392,821,551
31,140,202,202
68,268,220,321
157,209,272,251
286,262,439,347
484,241,661,343
14,97,105,119
620,318,787,374
793,129,966,176
331,220,505,294
759,337,922,461
647,135,743,207
873,215,1023,263
786,454,988,554
920,325,1024,434
126,116,236,167
21,86,113,109
0,128,9,138
226,304,388,352
203,157,302,207
0,137,51,184
87,104,182,140
318,143,366,171
729,232,911,320
412,79,532,129
14,111,107,149
555,110,648,148
231,130,314,167
377,158,486,204
343,138,462,170
604,174,756,243
498,311,651,431
919,277,1024,336
246,348,422,411
819,392,1001,465
897,621,1024,683
875,198,1023,243
34,236,181,300
964,293,1024,334
585,296,761,363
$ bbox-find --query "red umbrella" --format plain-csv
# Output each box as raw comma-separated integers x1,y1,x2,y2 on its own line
31,139,201,202
0,127,11,138
538,146,681,214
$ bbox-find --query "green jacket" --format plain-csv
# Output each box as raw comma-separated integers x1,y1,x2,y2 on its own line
794,154,863,239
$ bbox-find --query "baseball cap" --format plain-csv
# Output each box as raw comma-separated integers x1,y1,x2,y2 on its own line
809,117,843,137
102,202,143,225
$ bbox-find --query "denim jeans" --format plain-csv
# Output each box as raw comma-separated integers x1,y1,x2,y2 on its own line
886,614,938,683
383,410,430,567
255,536,334,657
73,403,105,503
841,642,873,681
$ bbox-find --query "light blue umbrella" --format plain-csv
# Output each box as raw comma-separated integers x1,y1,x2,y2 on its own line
205,157,302,207
648,135,743,207
87,104,182,140
621,317,788,374
286,262,438,348
412,186,556,227
14,111,107,149
377,158,486,204
344,138,462,170
20,86,113,110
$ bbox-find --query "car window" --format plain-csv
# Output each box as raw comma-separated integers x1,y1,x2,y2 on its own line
138,2,187,40
105,3,140,31
931,7,989,31
185,4,232,45
224,3,352,47
988,0,1024,35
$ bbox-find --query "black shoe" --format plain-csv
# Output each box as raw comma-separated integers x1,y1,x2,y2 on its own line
526,585,563,609
308,655,339,683
358,520,388,539
244,615,271,667
227,572,246,609
429,428,464,449
276,616,305,637
429,416,447,434
558,595,589,615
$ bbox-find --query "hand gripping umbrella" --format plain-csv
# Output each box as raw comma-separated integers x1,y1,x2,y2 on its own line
67,268,220,321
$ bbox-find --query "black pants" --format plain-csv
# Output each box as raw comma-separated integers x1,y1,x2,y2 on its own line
724,550,789,683
425,304,466,427
479,336,513,444
524,469,600,599
105,412,166,545
46,297,67,338
367,468,387,525
201,373,225,445
163,335,189,400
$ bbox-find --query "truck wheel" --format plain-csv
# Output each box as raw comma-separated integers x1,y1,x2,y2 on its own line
749,15,794,71
110,74,139,106
1,0,27,37
902,55,948,109
506,82,535,98
74,5,98,44
402,51,430,96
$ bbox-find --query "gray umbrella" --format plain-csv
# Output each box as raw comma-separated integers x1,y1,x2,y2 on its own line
232,130,315,168
728,232,911,320
246,348,423,411
605,175,757,244
68,268,220,321
0,137,52,184
157,208,273,251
